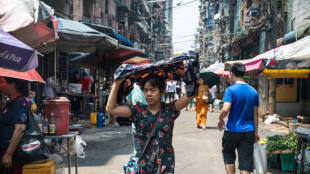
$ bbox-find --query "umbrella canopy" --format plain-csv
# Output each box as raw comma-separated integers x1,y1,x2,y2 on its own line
34,18,118,53
122,56,150,64
0,0,57,46
206,63,229,77
0,29,38,72
199,70,220,88
0,67,44,83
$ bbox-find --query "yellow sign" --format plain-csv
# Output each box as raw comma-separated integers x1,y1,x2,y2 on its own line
263,69,310,78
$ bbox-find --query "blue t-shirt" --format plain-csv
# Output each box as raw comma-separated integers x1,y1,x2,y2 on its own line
0,96,28,149
223,83,259,132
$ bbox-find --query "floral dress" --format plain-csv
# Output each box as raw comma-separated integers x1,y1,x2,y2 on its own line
128,101,180,174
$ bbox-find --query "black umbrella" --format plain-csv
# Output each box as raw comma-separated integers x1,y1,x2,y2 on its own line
199,70,220,88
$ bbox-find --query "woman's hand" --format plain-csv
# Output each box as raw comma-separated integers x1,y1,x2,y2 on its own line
114,78,126,86
1,153,12,168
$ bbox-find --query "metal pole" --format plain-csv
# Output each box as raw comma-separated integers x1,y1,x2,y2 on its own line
150,3,153,62
54,42,57,96
268,1,277,114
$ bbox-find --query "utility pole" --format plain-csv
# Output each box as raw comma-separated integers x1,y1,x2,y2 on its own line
202,33,205,64
268,0,277,115
150,3,153,62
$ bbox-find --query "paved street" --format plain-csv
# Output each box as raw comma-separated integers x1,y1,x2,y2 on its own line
64,109,290,174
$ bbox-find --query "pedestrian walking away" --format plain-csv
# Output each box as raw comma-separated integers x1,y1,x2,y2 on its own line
195,78,210,130
209,85,217,112
217,63,260,174
175,81,182,99
166,80,176,102
106,74,196,174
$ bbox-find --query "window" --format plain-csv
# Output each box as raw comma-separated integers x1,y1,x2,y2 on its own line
105,0,109,14
276,78,294,85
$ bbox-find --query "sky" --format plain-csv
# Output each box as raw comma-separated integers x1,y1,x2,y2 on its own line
172,0,199,54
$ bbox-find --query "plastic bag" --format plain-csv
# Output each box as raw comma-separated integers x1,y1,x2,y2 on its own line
264,114,278,124
123,156,139,174
298,149,310,164
59,135,86,158
253,142,267,174
59,138,75,156
73,135,87,158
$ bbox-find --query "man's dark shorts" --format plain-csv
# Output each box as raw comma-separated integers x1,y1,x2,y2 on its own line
222,130,255,172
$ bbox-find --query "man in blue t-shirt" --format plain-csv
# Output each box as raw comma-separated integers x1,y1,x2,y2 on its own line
217,63,260,174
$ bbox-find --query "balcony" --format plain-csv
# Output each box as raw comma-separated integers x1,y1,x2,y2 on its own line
137,20,150,35
139,0,151,16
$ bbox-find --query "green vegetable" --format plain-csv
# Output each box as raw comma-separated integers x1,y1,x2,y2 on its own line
266,134,298,152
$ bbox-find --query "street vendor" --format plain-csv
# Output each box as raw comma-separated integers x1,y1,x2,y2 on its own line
78,72,91,112
42,72,58,98
0,77,28,173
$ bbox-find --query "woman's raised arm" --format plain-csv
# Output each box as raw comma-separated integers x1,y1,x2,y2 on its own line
175,94,195,111
106,78,132,117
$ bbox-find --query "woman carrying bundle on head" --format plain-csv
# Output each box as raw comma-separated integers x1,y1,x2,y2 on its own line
106,73,197,174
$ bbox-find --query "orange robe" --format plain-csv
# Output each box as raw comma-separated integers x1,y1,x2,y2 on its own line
196,85,210,126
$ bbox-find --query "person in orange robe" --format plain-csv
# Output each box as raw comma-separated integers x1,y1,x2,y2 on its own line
195,78,210,130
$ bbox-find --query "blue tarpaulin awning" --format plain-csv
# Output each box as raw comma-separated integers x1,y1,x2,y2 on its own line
113,31,134,47
83,22,134,47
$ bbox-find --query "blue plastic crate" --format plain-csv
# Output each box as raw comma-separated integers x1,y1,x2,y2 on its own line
280,153,295,171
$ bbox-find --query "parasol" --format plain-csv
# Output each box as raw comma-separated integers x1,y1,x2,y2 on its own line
0,67,45,83
206,63,229,77
199,70,220,88
0,29,38,72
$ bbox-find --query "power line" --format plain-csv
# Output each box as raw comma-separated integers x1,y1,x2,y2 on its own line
143,0,199,19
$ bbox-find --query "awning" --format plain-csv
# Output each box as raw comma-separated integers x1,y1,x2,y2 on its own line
225,57,264,77
34,18,118,53
263,36,310,70
69,44,145,69
113,31,134,47
263,69,310,78
226,36,310,78
83,23,134,47
225,44,290,77
0,0,57,46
